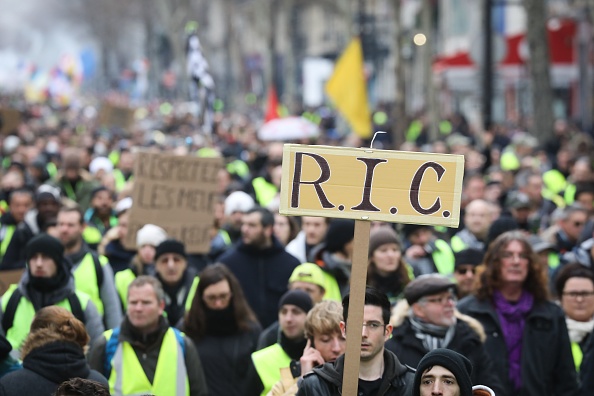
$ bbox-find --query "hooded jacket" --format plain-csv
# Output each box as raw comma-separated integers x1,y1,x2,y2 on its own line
386,300,506,396
218,236,299,328
0,341,107,396
296,349,415,396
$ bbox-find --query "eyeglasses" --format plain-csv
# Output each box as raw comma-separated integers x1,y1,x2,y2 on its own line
422,294,458,305
562,291,594,299
455,267,476,275
203,292,232,304
362,321,386,331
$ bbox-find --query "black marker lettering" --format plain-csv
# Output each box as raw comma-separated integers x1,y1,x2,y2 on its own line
410,162,445,215
291,152,335,209
351,158,387,211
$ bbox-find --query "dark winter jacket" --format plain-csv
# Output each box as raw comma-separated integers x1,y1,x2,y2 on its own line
218,237,299,328
0,341,107,396
187,321,262,396
457,295,580,396
297,350,415,396
103,238,136,274
581,331,594,396
0,210,42,269
87,316,208,396
385,305,506,396
309,243,351,297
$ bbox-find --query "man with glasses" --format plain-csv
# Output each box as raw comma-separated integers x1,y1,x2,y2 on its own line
298,287,415,395
386,274,504,396
452,249,483,299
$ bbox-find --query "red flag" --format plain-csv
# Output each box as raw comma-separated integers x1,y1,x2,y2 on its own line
265,85,280,122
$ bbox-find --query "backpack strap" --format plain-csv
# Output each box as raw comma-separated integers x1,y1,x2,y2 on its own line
172,327,186,356
104,327,121,376
1,288,22,333
90,252,104,288
67,293,86,325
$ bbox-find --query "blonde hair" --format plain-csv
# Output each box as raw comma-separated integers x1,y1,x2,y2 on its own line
304,300,343,339
20,306,89,359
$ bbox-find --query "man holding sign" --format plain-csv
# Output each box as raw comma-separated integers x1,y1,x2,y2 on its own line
297,288,415,395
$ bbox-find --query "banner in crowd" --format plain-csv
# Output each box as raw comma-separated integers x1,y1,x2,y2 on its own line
0,108,22,135
97,103,135,131
280,144,465,227
125,151,223,253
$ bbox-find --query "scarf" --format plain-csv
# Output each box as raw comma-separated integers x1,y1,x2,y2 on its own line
205,304,239,337
409,315,456,352
493,290,534,392
566,317,594,344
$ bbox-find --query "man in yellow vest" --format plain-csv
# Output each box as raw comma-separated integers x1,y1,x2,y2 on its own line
0,189,33,264
250,289,313,395
57,206,122,329
403,224,455,277
87,276,208,396
0,234,104,355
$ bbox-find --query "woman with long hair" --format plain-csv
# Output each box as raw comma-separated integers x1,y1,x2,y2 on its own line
367,226,412,305
179,263,261,396
458,231,579,396
0,306,107,395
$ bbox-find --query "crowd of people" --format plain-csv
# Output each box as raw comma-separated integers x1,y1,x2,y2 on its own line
0,98,592,396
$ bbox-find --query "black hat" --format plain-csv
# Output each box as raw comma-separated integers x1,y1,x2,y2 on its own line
486,216,518,247
26,233,65,269
404,274,457,305
278,289,313,314
325,219,355,254
155,239,186,261
413,348,473,396
402,223,431,238
454,248,484,269
368,227,401,257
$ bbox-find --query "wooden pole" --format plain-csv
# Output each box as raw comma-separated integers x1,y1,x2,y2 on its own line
341,219,371,395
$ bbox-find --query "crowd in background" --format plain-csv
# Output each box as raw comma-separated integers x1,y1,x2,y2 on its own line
0,95,593,395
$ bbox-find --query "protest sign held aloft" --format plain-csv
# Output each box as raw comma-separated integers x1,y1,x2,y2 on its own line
125,151,223,253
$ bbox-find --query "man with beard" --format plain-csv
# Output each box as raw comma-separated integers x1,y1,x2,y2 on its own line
0,234,104,355
1,184,61,269
154,239,199,326
52,148,100,212
57,206,122,329
297,288,415,395
0,189,33,263
385,274,504,396
82,187,117,249
219,207,300,327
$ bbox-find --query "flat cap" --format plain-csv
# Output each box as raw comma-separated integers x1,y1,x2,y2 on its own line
404,273,456,305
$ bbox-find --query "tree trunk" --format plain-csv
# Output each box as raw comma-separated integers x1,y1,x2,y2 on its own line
392,0,407,149
524,0,554,142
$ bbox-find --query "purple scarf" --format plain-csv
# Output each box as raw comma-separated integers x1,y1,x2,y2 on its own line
493,289,534,392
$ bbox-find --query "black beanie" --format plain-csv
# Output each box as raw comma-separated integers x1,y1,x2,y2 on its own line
26,234,65,270
454,248,484,269
486,216,518,248
325,219,355,254
278,289,313,314
413,348,473,396
155,239,186,261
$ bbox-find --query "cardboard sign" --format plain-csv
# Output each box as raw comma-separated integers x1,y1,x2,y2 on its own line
280,144,465,227
0,108,22,135
124,152,223,254
97,103,135,130
0,269,24,296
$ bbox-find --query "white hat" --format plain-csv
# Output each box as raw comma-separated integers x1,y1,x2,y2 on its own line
89,157,114,175
136,224,167,247
224,191,255,216
115,197,133,215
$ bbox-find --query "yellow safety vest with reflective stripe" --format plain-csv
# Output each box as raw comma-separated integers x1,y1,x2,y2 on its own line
105,327,189,396
72,253,108,316
449,235,466,253
115,269,136,309
433,239,455,275
571,341,583,371
185,277,200,312
1,285,90,351
0,224,15,258
252,343,292,396
113,169,133,193
252,177,277,208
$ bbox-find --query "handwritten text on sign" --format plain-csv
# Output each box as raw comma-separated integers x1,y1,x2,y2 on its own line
125,152,223,253
279,145,464,227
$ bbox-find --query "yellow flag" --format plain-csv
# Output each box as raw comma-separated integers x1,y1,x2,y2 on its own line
325,38,372,138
